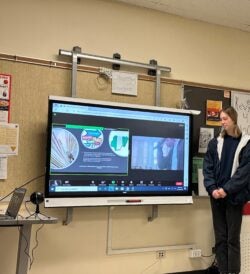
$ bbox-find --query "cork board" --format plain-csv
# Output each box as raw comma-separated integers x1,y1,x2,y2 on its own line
0,59,181,197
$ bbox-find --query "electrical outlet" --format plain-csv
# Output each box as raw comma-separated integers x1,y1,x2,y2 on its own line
189,249,202,258
156,250,166,259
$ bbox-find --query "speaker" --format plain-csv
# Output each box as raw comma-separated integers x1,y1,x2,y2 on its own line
26,192,49,219
30,192,44,205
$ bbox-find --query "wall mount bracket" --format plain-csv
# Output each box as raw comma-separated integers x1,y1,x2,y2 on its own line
58,47,171,106
58,47,172,222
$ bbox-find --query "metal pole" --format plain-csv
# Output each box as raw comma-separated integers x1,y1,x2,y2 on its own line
155,69,161,106
71,52,78,97
59,49,171,73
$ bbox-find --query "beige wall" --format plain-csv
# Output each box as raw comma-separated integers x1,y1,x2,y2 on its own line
0,0,250,274
1,0,250,89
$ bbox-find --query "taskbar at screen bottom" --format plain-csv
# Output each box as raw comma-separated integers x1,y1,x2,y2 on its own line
49,185,188,193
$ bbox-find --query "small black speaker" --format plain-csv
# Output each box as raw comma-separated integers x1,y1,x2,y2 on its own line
26,192,49,219
30,192,44,206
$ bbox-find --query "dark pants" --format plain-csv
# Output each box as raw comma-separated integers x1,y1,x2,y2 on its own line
210,197,243,274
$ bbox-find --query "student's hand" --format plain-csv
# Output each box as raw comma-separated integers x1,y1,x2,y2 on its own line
212,189,221,199
218,188,227,198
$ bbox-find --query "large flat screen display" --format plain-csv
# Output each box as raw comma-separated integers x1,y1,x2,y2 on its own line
45,96,195,207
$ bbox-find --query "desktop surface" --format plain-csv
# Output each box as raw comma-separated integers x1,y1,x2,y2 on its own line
0,216,58,226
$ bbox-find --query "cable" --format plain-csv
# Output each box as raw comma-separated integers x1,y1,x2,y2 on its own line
24,200,32,216
29,223,44,270
202,253,215,258
17,225,33,267
0,173,45,202
24,201,45,270
17,221,45,271
0,174,46,271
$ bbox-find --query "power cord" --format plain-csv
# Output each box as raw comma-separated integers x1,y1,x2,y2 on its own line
24,200,32,216
16,220,45,271
17,225,33,268
29,222,44,270
99,67,112,79
0,173,45,202
23,191,46,270
96,67,112,90
0,173,46,270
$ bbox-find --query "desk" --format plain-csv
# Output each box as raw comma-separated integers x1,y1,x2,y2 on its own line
0,216,57,274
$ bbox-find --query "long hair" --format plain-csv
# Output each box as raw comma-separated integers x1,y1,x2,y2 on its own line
220,106,241,138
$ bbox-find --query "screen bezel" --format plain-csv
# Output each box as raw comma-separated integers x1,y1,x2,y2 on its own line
45,96,196,207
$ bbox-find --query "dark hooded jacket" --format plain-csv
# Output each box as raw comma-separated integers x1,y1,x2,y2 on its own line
203,134,250,205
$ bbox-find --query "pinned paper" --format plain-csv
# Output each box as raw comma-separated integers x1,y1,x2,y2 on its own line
0,123,19,155
112,71,138,96
0,74,11,122
0,157,7,179
198,127,214,153
206,100,222,126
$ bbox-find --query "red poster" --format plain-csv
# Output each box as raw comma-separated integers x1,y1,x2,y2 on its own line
0,74,11,122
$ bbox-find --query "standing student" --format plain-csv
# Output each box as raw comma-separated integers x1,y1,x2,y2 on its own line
203,106,250,274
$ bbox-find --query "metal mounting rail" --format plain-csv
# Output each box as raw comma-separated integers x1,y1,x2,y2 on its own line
59,48,171,106
59,48,172,222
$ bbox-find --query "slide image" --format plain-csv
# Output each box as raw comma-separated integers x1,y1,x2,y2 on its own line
50,128,79,169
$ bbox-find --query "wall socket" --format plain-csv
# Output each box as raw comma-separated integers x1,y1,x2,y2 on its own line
189,249,202,258
156,250,166,259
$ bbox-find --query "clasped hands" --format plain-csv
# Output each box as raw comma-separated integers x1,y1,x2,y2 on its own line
212,188,227,199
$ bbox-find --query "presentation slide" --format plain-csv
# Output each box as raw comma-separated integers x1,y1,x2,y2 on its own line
50,125,129,174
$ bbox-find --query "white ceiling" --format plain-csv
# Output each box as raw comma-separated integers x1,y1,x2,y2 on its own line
115,0,250,32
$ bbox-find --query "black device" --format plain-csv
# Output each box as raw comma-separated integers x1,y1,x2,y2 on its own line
148,59,157,76
112,53,121,70
26,191,48,219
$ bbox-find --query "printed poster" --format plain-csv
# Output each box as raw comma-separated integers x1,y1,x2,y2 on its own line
0,74,11,122
198,127,214,153
112,71,138,96
206,100,222,126
231,91,250,135
0,123,19,155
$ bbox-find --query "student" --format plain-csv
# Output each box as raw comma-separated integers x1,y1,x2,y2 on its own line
156,138,184,170
157,138,174,170
203,106,250,274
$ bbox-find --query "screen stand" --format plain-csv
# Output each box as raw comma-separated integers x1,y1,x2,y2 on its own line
26,204,50,219
148,205,158,222
63,207,73,225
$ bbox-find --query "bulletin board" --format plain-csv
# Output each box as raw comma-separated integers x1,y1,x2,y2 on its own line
0,58,181,197
184,85,230,156
184,85,230,194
